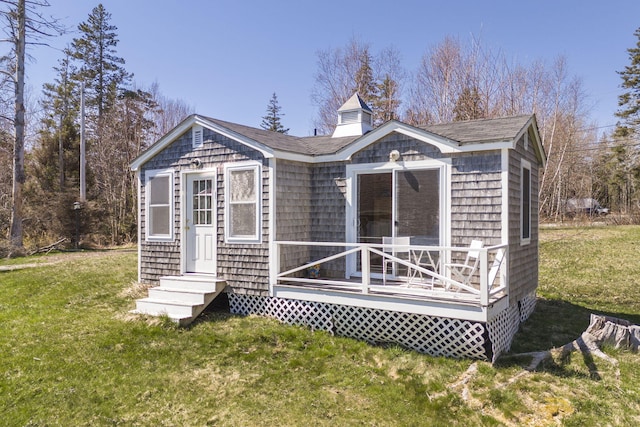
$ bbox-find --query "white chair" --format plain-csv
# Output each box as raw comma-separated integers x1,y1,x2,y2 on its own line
382,236,411,285
444,240,484,291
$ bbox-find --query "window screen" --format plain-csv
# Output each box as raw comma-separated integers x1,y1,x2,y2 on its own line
147,173,172,238
226,165,260,241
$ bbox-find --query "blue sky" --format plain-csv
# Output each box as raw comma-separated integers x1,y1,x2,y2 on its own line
22,0,640,136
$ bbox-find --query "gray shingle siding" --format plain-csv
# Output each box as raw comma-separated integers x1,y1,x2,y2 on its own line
351,132,446,164
508,130,539,305
451,152,503,246
140,128,271,295
276,160,313,275
350,133,504,249
310,163,347,277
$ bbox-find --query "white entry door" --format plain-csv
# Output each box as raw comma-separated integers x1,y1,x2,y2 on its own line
185,173,216,274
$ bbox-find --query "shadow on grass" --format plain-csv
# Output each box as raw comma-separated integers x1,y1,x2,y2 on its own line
497,297,640,379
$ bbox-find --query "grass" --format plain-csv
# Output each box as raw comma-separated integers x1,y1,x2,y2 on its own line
1,228,640,426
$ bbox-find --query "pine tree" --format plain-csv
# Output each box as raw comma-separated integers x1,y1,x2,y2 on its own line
39,50,79,189
615,27,640,137
453,86,485,121
70,4,131,120
260,93,289,134
355,49,377,105
374,74,400,124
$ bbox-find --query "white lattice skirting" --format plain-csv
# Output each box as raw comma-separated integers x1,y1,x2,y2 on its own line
228,293,534,361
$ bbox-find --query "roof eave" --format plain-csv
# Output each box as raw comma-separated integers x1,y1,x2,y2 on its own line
513,115,546,167
130,115,275,172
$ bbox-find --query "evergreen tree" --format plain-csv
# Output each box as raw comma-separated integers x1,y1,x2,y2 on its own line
38,50,79,189
355,49,377,105
69,4,131,121
609,26,640,213
453,86,485,121
260,93,289,134
615,26,640,137
374,74,400,124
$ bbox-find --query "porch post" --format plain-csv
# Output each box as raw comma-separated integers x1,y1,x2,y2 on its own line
480,249,489,306
361,246,370,294
270,241,280,293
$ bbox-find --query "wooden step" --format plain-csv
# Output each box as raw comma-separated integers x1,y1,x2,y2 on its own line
159,275,225,292
135,297,201,318
148,287,209,304
133,275,227,325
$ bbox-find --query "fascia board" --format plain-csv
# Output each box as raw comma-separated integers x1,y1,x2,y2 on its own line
130,115,196,171
336,121,460,161
199,117,275,160
270,123,513,163
513,116,546,167
130,115,275,172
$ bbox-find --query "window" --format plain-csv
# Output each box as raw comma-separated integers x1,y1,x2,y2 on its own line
225,163,261,242
146,169,173,241
521,160,531,243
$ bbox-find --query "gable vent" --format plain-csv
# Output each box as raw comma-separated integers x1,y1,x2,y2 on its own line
192,125,203,149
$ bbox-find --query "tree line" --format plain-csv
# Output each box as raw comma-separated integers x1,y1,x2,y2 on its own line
2,2,640,256
0,2,191,255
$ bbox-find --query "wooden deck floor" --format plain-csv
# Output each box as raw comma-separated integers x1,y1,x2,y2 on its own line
277,276,505,307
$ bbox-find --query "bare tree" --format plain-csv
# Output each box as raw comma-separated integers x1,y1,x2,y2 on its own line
312,38,404,134
148,81,194,140
0,0,62,254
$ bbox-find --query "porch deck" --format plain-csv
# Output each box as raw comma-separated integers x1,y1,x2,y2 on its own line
277,276,505,306
272,241,509,322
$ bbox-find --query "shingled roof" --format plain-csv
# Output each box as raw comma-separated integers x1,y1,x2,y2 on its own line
131,113,541,171
206,114,534,155
421,115,533,145
204,116,360,156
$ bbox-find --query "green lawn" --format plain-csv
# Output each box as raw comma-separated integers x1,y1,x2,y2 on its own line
1,228,640,426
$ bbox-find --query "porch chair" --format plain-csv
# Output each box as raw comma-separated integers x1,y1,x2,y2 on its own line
443,240,484,291
382,236,411,285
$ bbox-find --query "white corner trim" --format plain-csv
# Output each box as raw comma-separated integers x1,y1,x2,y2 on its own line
136,171,142,282
268,158,277,295
501,149,510,246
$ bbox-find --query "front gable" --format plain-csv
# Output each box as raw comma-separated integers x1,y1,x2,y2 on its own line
130,115,275,172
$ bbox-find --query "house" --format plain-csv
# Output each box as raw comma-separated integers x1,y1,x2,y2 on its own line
130,93,545,361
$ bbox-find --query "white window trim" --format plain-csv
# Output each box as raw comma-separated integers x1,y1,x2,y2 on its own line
224,161,262,244
345,159,451,277
145,168,174,242
521,159,532,245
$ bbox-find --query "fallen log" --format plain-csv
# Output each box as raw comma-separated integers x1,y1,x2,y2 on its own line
30,237,68,255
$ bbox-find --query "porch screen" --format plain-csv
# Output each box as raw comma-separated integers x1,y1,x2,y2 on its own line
396,169,439,245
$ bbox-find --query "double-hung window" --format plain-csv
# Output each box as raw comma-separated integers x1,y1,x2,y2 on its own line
521,160,531,244
225,162,261,243
146,169,173,241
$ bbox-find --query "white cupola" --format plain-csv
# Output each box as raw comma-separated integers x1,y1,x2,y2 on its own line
332,93,373,138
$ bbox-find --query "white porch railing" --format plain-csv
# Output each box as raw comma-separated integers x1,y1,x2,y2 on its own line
273,241,509,307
